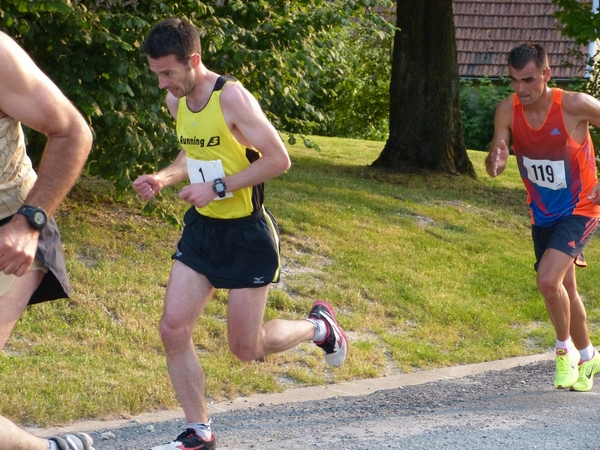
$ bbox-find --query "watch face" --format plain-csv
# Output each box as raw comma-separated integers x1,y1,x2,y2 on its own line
33,211,46,225
215,183,225,193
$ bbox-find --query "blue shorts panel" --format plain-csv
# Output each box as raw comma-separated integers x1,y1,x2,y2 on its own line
532,215,599,271
172,206,281,289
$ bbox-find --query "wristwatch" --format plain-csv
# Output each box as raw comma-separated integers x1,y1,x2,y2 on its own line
213,178,227,198
16,205,47,231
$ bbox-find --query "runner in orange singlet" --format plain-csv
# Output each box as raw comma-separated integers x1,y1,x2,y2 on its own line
486,42,600,392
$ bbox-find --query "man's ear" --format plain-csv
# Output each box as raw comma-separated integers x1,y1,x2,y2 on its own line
190,53,201,68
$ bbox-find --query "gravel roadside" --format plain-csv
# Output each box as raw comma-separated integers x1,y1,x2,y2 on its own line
42,356,600,450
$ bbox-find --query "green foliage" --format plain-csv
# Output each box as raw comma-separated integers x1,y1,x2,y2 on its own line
553,0,600,160
0,0,176,192
200,0,394,141
459,77,512,151
566,72,600,158
0,0,393,193
310,24,393,141
553,0,600,45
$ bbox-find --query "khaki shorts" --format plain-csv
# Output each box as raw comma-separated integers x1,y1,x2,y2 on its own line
0,257,48,296
0,214,70,305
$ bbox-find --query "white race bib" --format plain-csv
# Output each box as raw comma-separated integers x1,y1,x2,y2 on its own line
186,158,233,200
522,156,566,190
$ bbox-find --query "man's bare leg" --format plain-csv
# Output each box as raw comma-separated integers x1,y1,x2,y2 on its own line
562,264,591,350
160,261,215,424
0,271,44,350
0,271,94,449
227,286,315,361
537,249,573,342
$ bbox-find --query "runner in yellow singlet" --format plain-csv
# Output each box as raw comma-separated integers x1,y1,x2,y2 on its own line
134,18,349,450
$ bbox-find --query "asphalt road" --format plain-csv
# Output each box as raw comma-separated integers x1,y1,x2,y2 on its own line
34,352,600,450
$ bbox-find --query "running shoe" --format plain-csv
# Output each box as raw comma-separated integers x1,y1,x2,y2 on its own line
554,347,580,389
308,300,348,367
150,428,216,450
48,433,94,450
571,351,600,392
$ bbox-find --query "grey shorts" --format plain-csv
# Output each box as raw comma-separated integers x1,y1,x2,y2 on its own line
0,215,70,304
173,206,281,289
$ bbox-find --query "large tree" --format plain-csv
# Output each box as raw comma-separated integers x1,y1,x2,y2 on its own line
373,0,475,176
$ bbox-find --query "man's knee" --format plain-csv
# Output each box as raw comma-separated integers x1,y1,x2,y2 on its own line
159,317,193,349
536,272,561,297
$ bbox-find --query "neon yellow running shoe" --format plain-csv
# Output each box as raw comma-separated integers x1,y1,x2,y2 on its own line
554,347,580,389
571,351,600,392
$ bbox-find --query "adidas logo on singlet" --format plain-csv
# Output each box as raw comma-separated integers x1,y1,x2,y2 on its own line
550,128,561,135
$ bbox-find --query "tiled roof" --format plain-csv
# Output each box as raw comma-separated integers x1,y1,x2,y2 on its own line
453,0,592,79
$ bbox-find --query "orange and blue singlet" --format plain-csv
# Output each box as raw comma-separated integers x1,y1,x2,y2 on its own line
512,88,600,226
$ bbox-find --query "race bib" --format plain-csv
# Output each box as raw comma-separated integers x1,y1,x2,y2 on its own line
186,158,233,200
522,156,566,190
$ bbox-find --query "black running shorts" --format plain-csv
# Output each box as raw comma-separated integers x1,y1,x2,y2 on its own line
173,206,281,289
532,215,599,271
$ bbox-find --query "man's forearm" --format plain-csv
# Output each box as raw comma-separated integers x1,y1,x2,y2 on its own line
25,122,92,215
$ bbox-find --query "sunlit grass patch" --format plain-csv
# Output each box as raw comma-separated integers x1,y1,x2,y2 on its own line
2,136,600,427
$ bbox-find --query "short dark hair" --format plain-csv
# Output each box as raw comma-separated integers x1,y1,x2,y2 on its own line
507,42,549,71
142,18,201,64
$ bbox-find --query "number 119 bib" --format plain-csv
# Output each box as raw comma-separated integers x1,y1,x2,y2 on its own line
522,156,566,190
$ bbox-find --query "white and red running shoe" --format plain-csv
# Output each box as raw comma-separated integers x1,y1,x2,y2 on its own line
150,428,216,450
309,300,348,367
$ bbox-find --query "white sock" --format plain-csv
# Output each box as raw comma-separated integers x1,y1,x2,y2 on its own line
579,344,595,362
47,440,58,450
556,338,573,351
188,420,212,440
305,318,327,342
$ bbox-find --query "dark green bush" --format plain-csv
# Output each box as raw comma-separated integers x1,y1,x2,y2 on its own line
459,77,512,152
0,0,393,192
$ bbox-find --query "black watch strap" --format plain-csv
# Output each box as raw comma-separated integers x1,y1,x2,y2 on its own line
213,178,227,198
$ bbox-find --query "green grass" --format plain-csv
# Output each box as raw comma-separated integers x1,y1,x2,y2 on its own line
2,136,600,427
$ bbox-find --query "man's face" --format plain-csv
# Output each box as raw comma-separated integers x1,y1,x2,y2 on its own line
147,54,196,98
508,60,550,106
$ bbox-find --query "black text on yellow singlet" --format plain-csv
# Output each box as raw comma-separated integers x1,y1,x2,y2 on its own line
177,75,264,219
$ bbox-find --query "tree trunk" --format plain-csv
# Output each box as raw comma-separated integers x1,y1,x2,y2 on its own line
373,0,475,177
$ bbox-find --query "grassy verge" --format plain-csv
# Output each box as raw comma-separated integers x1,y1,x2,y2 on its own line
2,136,600,427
